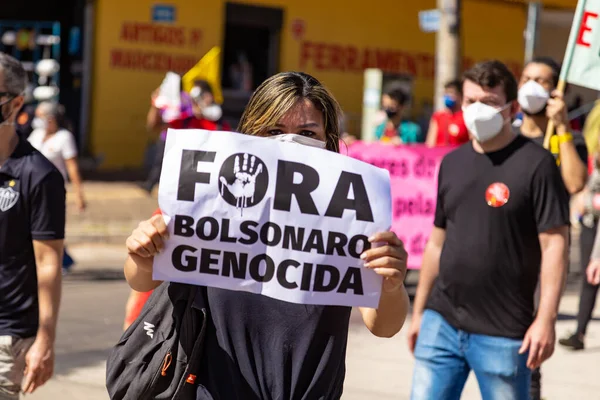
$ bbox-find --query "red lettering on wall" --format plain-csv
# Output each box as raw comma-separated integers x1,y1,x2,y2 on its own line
361,48,374,70
347,46,359,71
109,49,197,74
297,41,520,80
300,41,313,68
315,43,326,70
329,44,344,71
375,49,395,71
189,29,203,48
119,22,186,47
577,11,598,47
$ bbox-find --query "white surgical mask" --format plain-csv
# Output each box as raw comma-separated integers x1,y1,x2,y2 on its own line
190,86,202,100
267,133,326,149
32,117,47,130
518,80,550,114
463,102,510,143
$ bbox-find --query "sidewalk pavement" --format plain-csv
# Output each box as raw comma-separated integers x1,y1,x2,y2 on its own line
27,182,599,399
29,245,600,400
65,182,158,244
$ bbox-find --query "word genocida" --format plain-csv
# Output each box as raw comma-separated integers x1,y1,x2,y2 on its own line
171,216,371,295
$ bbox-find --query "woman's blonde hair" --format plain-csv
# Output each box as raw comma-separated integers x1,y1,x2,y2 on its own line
237,72,342,152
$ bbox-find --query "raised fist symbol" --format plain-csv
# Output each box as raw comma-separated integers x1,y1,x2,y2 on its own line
219,153,264,214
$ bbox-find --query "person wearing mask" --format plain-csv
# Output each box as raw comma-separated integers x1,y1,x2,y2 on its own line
374,87,422,144
141,83,232,195
28,102,85,212
189,80,223,127
408,60,570,400
15,87,36,140
517,57,588,400
425,80,469,147
28,102,85,274
123,71,410,399
0,53,65,398
559,135,600,351
140,87,195,195
518,57,587,194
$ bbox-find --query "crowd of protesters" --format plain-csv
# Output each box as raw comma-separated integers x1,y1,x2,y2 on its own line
3,44,600,400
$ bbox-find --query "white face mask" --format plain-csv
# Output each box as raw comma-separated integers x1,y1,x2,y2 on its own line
32,117,47,130
190,86,202,101
267,133,326,149
518,80,550,114
463,102,511,143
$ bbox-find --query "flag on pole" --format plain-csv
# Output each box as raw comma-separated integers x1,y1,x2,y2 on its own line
182,46,223,104
562,0,600,90
544,0,600,149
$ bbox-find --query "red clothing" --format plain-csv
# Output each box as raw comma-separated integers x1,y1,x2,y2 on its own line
169,117,216,130
432,110,469,146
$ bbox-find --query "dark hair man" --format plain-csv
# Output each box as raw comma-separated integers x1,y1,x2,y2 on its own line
408,60,570,399
425,79,469,147
0,53,65,398
518,56,587,194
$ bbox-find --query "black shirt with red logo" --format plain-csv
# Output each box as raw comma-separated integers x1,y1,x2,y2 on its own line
426,134,570,338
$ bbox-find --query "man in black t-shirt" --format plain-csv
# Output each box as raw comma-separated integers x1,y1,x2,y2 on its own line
0,53,65,399
408,60,570,400
517,57,588,400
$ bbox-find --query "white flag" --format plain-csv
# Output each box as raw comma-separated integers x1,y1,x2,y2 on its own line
564,0,600,90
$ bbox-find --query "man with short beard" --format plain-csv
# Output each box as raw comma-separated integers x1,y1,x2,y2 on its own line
0,53,65,399
517,56,588,400
518,57,587,194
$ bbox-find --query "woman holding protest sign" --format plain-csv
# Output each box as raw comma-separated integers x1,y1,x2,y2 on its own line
122,72,409,400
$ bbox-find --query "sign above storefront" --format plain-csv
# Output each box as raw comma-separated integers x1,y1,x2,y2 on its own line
152,4,176,23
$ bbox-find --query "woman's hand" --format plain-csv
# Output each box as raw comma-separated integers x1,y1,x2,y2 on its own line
126,215,169,271
361,231,407,292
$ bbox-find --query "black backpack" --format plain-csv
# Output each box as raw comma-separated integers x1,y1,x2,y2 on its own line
106,282,209,400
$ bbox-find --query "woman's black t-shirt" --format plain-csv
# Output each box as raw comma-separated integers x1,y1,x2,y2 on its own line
196,287,352,400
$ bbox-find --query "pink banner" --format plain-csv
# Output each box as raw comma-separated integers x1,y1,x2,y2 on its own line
344,142,453,269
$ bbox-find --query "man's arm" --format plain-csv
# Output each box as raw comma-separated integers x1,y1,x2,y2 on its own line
556,126,587,194
425,119,439,147
407,227,445,352
22,239,63,394
519,226,568,369
548,91,587,194
32,239,63,341
24,168,65,393
537,227,569,321
413,227,445,317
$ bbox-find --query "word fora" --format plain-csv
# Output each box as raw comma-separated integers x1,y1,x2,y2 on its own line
173,215,371,259
171,245,365,295
177,150,375,222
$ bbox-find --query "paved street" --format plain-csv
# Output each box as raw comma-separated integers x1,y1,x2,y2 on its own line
21,183,600,399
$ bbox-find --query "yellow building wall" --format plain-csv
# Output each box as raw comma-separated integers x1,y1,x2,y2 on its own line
90,0,223,168
90,0,537,168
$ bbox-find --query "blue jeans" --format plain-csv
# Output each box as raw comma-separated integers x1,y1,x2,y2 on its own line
411,310,531,400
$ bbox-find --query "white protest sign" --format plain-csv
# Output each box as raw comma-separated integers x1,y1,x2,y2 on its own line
153,129,392,308
563,0,600,90
154,72,182,122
